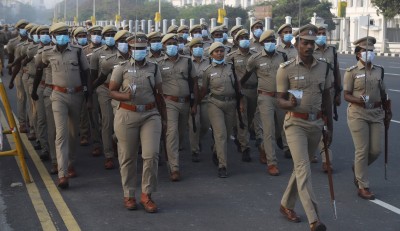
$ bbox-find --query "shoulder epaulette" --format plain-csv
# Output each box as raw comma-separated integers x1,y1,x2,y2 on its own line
118,60,128,66
9,37,18,42
105,53,117,60
280,59,295,68
317,57,328,63
204,63,213,72
70,44,81,49
93,47,102,53
346,65,357,72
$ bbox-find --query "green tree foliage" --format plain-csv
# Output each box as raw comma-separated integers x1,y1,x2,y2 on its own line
372,0,400,19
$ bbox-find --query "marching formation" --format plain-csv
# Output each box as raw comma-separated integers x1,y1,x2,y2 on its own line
0,18,392,231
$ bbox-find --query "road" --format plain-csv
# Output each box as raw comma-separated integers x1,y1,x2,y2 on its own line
0,54,399,231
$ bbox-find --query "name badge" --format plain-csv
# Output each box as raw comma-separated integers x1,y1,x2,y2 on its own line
356,74,365,79
210,72,218,77
250,47,256,50
86,53,92,57
113,65,119,69
163,67,170,70
100,55,106,59
128,70,136,73
294,76,305,80
236,60,243,63
260,63,267,67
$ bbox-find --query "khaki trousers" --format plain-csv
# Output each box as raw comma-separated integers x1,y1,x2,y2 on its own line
97,86,115,158
89,91,102,148
15,71,27,125
51,91,83,178
165,100,189,172
208,98,236,168
79,98,90,140
237,88,257,152
35,85,49,153
114,108,161,197
22,73,36,135
258,94,285,166
281,116,323,224
189,100,210,154
43,87,57,164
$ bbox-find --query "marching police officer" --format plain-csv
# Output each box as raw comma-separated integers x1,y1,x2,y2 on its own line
276,24,332,231
250,20,264,50
177,25,190,55
277,23,297,60
147,31,163,63
229,25,244,53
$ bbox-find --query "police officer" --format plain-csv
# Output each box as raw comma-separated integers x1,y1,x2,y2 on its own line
245,30,288,175
204,26,230,57
250,20,264,50
41,22,91,189
344,36,391,200
187,38,210,162
177,25,190,55
167,25,178,34
276,24,332,231
220,25,232,49
0,26,7,73
313,24,342,170
200,23,212,49
109,34,162,212
189,24,203,40
200,42,241,178
229,25,244,52
158,33,198,181
93,29,130,169
147,31,163,63
277,23,297,60
74,27,88,47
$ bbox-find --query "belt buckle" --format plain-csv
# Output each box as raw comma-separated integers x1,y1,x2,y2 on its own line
66,88,74,94
308,113,316,121
365,103,374,109
137,105,145,112
178,97,186,103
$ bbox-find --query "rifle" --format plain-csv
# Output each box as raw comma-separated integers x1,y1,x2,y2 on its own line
230,58,244,129
187,58,197,133
383,96,391,180
322,124,337,220
332,47,339,121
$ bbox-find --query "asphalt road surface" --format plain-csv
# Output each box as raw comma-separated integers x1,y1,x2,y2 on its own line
0,54,399,231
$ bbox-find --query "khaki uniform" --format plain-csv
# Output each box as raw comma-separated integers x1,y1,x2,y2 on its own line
147,51,164,63
226,48,258,152
0,31,7,67
98,52,128,158
276,43,298,60
277,57,331,224
111,59,161,197
250,39,263,51
344,61,384,189
247,50,287,166
158,55,197,172
13,40,28,127
203,62,236,168
42,43,89,178
189,56,210,155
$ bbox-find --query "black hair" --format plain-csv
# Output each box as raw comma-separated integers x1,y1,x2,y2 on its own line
354,46,363,61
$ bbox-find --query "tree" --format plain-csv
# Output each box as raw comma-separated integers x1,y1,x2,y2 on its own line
372,0,400,19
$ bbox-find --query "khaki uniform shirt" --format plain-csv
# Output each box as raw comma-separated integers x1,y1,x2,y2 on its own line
203,62,236,97
26,43,40,76
90,45,118,72
158,54,197,97
0,31,7,46
83,43,102,64
314,45,337,84
226,48,258,88
192,56,210,89
276,56,332,113
203,40,212,50
42,43,89,88
250,39,263,52
6,37,21,56
247,50,286,92
276,43,297,60
35,45,53,84
110,58,162,106
147,51,164,63
100,52,128,84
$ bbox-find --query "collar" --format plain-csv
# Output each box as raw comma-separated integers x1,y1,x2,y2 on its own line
261,49,278,57
192,55,206,63
53,43,72,52
163,53,181,62
295,55,318,68
211,61,226,67
279,43,293,49
129,57,148,66
357,60,376,70
315,45,328,51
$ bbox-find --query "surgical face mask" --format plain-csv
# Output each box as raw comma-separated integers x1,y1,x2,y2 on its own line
51,36,57,44
253,28,263,38
40,34,51,44
182,33,189,40
105,37,115,46
32,34,39,43
101,39,106,45
178,43,185,51
150,42,162,51
166,45,178,56
193,33,202,39
239,39,250,49
19,29,27,36
132,49,147,61
77,37,88,46
192,47,203,57
55,35,70,46
27,33,32,39
283,34,293,43
264,42,276,53
223,33,228,41
360,51,375,63
315,35,327,46
201,29,208,37
117,42,128,54
212,58,224,65
214,38,224,43
91,35,102,44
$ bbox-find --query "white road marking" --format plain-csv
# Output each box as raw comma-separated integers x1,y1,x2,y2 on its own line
388,66,400,69
388,89,400,93
391,120,400,124
371,199,400,215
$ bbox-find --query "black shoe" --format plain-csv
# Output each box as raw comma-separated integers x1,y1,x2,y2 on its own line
218,167,228,178
33,141,42,150
276,137,283,150
192,152,200,162
39,150,49,161
284,149,292,159
241,148,251,162
212,152,219,166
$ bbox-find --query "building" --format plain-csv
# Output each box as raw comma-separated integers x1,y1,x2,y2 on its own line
169,0,266,8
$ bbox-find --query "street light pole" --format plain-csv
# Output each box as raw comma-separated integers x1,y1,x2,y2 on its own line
76,0,79,24
93,0,96,19
64,0,66,22
118,0,121,16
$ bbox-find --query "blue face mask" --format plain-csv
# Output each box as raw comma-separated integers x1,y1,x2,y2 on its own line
193,33,202,39
91,35,102,44
150,42,162,52
212,58,225,65
40,34,51,44
182,33,189,40
117,42,128,54
32,34,39,43
253,28,263,38
19,29,27,36
101,39,106,45
27,33,32,39
223,33,228,41
105,37,115,46
264,42,276,53
283,34,293,43
201,29,208,37
51,36,57,44
55,35,70,46
214,38,224,43
178,43,185,51
315,35,327,46
77,38,88,46
132,49,147,61
192,47,203,57
166,45,178,56
239,39,250,49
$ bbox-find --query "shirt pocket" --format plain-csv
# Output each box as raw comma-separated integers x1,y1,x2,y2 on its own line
289,75,307,89
49,58,60,72
69,60,79,71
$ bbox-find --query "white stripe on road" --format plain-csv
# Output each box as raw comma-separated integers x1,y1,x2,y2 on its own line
388,66,400,69
371,199,400,215
388,89,400,93
391,120,400,124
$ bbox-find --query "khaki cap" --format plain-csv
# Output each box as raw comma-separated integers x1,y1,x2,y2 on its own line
161,33,178,44
147,31,162,40
229,25,243,36
234,29,249,41
50,22,69,33
353,36,376,50
210,26,223,35
102,25,117,35
30,25,40,34
293,24,317,40
208,42,224,55
88,25,102,32
36,25,50,34
115,30,129,41
73,27,87,37
277,23,292,34
187,38,203,48
177,25,189,33
259,30,275,43
127,33,147,48
189,24,202,33
250,20,263,30
167,25,178,33
25,23,36,31
15,19,29,28
315,24,328,30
